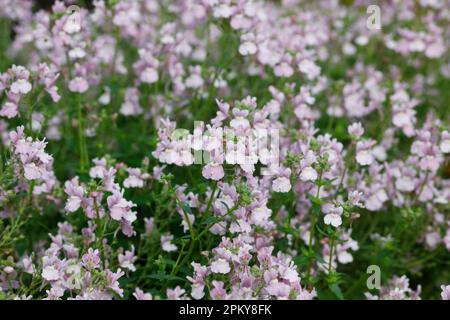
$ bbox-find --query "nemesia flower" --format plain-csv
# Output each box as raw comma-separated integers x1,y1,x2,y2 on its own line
10,79,32,94
348,122,364,139
68,77,89,93
0,0,448,302
210,259,231,274
441,285,450,300
323,204,343,228
161,234,178,252
133,288,153,300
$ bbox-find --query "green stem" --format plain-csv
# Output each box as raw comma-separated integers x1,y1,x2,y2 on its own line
170,241,186,275
308,169,323,248
205,181,218,217
76,94,88,172
306,168,323,285
328,235,335,275
171,237,196,277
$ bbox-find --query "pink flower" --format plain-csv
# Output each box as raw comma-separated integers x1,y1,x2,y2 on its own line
440,131,450,153
64,178,85,212
133,288,152,300
202,163,224,181
81,248,101,270
348,122,364,139
118,246,137,271
89,158,107,179
42,266,60,281
210,259,231,274
140,67,158,84
0,102,18,118
266,279,291,298
356,140,376,166
300,166,318,182
123,168,148,188
21,256,34,274
167,286,186,300
441,285,450,300
68,77,89,93
324,214,342,227
323,204,343,228
120,88,142,116
298,59,321,80
251,206,272,226
23,163,41,180
161,234,177,252
365,189,388,211
239,34,257,56
10,79,32,94
274,62,294,77
210,281,228,300
107,190,137,222
106,269,125,297
395,176,416,192
272,176,291,192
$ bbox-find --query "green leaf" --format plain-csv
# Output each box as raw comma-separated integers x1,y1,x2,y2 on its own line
202,216,223,225
294,255,309,265
180,202,193,215
329,283,344,300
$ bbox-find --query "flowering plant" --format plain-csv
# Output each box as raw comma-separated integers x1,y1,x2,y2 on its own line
0,0,449,300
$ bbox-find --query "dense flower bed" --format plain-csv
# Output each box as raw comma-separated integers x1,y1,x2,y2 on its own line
0,0,449,300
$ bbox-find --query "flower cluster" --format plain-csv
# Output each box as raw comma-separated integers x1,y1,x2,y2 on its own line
0,0,449,301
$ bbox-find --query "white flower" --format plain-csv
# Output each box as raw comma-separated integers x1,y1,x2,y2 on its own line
300,166,318,182
365,189,388,211
395,177,415,192
185,74,204,89
213,4,233,18
191,283,205,300
23,163,41,180
348,122,364,139
68,77,89,93
68,47,86,59
230,117,250,129
10,79,32,94
298,59,321,80
99,88,111,105
65,195,82,212
324,213,342,228
42,266,60,281
140,67,158,84
356,149,374,166
272,176,291,193
251,206,272,226
372,146,387,161
210,259,231,274
239,42,257,56
440,140,450,153
441,285,450,300
440,132,450,153
161,234,177,252
337,251,353,264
